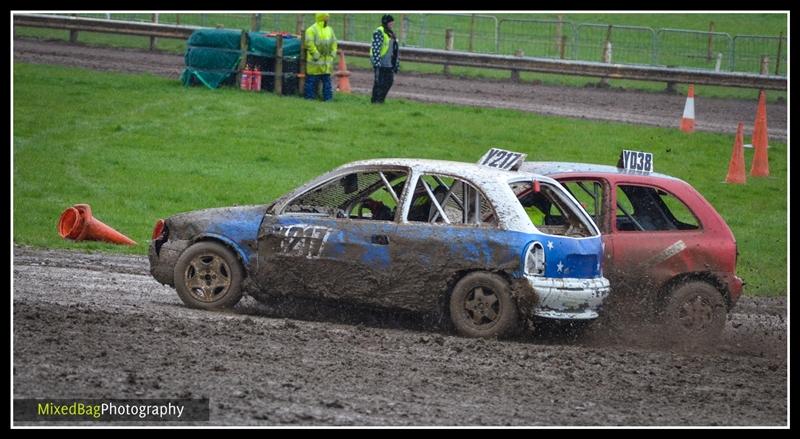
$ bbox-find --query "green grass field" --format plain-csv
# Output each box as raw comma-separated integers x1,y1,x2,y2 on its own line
12,63,787,296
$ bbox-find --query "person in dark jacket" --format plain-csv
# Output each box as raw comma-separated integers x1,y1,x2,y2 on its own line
370,14,400,104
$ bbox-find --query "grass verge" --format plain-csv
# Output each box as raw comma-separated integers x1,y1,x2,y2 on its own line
12,63,787,295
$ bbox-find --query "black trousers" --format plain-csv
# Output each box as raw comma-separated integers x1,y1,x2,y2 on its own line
371,67,395,103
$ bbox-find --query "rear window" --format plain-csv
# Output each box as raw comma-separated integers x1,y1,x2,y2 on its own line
510,181,598,237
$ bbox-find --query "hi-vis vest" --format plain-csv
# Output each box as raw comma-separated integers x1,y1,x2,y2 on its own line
305,18,337,75
370,25,393,67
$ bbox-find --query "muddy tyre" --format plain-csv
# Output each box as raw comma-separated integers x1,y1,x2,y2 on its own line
663,281,726,344
174,241,244,310
449,272,520,338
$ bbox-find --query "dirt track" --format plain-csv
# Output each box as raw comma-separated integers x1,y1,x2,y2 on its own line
13,38,787,141
13,246,786,426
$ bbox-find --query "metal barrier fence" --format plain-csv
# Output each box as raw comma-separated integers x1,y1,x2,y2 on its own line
60,13,785,75
656,28,733,71
14,13,786,90
415,14,498,53
575,23,656,65
733,35,787,75
497,19,575,59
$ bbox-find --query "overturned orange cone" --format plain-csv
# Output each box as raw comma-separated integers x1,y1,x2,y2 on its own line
335,51,351,93
750,90,770,177
680,84,695,133
725,122,747,184
57,204,137,245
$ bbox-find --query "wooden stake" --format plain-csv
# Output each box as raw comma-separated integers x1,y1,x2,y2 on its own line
275,35,284,96
237,30,248,86
511,49,523,82
69,14,79,43
149,14,158,51
444,29,454,75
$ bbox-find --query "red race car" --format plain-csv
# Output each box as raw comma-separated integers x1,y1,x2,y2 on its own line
509,150,743,341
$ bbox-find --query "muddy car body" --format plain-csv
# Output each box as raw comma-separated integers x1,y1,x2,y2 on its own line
150,159,610,337
519,161,743,340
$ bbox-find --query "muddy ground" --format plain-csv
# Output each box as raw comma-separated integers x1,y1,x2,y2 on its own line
13,37,787,141
12,246,786,426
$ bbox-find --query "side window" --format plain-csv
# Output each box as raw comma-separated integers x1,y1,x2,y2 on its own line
615,185,700,231
510,181,597,237
284,170,408,221
562,180,604,228
406,174,496,226
659,190,700,230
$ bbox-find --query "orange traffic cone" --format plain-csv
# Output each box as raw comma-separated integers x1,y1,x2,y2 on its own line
335,51,351,93
57,204,137,245
750,90,770,177
680,84,695,133
725,122,747,184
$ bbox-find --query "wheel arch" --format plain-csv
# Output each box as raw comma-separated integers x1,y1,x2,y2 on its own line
189,234,249,278
658,271,730,309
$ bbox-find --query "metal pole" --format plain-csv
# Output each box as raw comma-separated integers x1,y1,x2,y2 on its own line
468,14,475,52
555,15,563,56
275,35,284,95
715,52,722,72
251,13,261,32
707,21,715,61
444,28,454,75
560,35,567,59
299,27,306,96
399,14,406,44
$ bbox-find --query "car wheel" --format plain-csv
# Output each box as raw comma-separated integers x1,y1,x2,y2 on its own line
449,272,520,338
174,241,244,310
663,281,726,344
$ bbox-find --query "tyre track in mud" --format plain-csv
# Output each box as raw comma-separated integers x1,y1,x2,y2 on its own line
13,38,787,141
13,246,786,426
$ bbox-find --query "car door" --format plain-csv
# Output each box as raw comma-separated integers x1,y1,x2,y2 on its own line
254,168,408,303
383,172,520,313
557,177,613,273
603,181,704,295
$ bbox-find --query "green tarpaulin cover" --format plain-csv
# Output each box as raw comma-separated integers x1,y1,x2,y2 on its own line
181,29,301,89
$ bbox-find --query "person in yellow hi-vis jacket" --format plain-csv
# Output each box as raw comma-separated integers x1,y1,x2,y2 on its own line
304,13,337,101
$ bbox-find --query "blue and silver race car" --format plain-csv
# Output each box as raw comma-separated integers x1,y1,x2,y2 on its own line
149,157,610,338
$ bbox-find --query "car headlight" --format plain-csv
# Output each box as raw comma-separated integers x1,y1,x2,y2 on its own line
524,241,545,276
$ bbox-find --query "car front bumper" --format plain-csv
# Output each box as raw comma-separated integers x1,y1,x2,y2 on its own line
526,276,611,320
148,239,190,287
